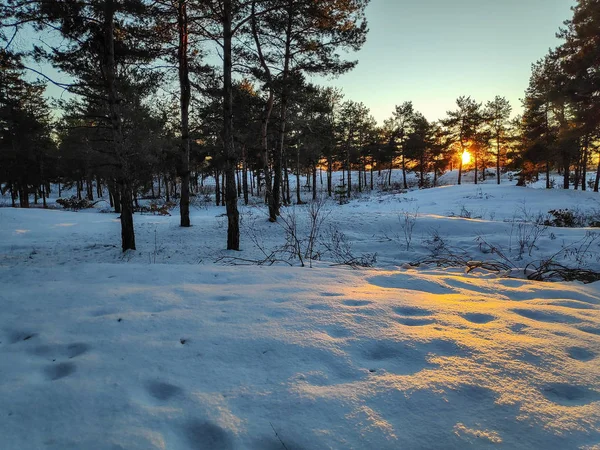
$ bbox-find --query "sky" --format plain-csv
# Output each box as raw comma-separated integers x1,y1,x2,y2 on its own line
23,0,575,124
317,0,575,124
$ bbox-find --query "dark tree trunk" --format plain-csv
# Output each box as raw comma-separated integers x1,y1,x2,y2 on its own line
496,134,501,185
104,0,134,251
563,154,570,190
296,147,302,204
251,0,276,220
242,146,249,205
223,0,240,250
312,164,317,201
327,158,332,196
272,2,294,217
370,157,374,190
285,162,291,205
402,153,407,189
177,0,191,227
86,176,93,201
582,137,589,191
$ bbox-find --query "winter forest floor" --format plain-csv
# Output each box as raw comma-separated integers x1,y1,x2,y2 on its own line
1,172,600,449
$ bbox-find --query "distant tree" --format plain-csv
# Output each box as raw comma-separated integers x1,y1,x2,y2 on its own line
245,0,369,219
442,96,484,185
484,96,512,184
0,51,54,207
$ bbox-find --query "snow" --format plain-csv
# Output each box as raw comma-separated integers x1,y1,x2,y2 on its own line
1,176,600,449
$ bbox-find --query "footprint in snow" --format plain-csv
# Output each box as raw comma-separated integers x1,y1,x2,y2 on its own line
323,325,351,338
146,381,183,401
8,331,37,344
394,306,432,317
542,383,600,406
306,304,331,311
66,343,90,359
44,362,76,381
185,419,234,450
566,347,596,362
397,317,435,327
511,309,581,324
461,313,496,324
578,325,600,336
342,300,372,307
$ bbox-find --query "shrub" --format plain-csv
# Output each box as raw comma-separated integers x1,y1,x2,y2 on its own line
56,196,94,210
544,209,579,228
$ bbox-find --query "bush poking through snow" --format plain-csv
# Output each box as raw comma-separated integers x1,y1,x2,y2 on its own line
321,226,377,268
135,201,176,216
56,196,94,210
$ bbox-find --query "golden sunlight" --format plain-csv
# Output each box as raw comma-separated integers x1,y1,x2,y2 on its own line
462,151,471,165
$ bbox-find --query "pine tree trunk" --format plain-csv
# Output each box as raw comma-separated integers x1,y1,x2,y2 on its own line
223,0,240,250
285,162,291,205
177,0,191,227
370,157,374,190
327,158,332,197
104,0,135,251
496,135,501,185
582,137,589,191
563,154,570,190
42,183,47,208
296,147,302,204
402,153,407,189
215,170,220,206
347,151,352,198
312,164,317,201
242,146,249,205
272,3,294,217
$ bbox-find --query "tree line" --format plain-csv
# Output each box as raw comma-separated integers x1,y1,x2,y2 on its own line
1,0,599,252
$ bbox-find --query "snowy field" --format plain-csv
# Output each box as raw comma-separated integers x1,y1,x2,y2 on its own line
1,175,600,449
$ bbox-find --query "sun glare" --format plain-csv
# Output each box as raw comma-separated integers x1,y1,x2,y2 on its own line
462,151,471,165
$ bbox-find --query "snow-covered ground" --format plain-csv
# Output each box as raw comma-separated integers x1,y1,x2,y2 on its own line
1,177,600,449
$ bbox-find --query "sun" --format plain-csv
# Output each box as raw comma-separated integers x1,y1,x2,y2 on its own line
462,151,471,165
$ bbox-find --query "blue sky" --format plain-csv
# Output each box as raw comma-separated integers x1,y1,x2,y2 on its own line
317,0,575,123
27,1,574,124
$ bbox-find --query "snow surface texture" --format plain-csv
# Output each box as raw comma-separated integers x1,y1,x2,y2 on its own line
1,179,600,449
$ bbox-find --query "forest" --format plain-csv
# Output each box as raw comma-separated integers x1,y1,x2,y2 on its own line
1,0,599,254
